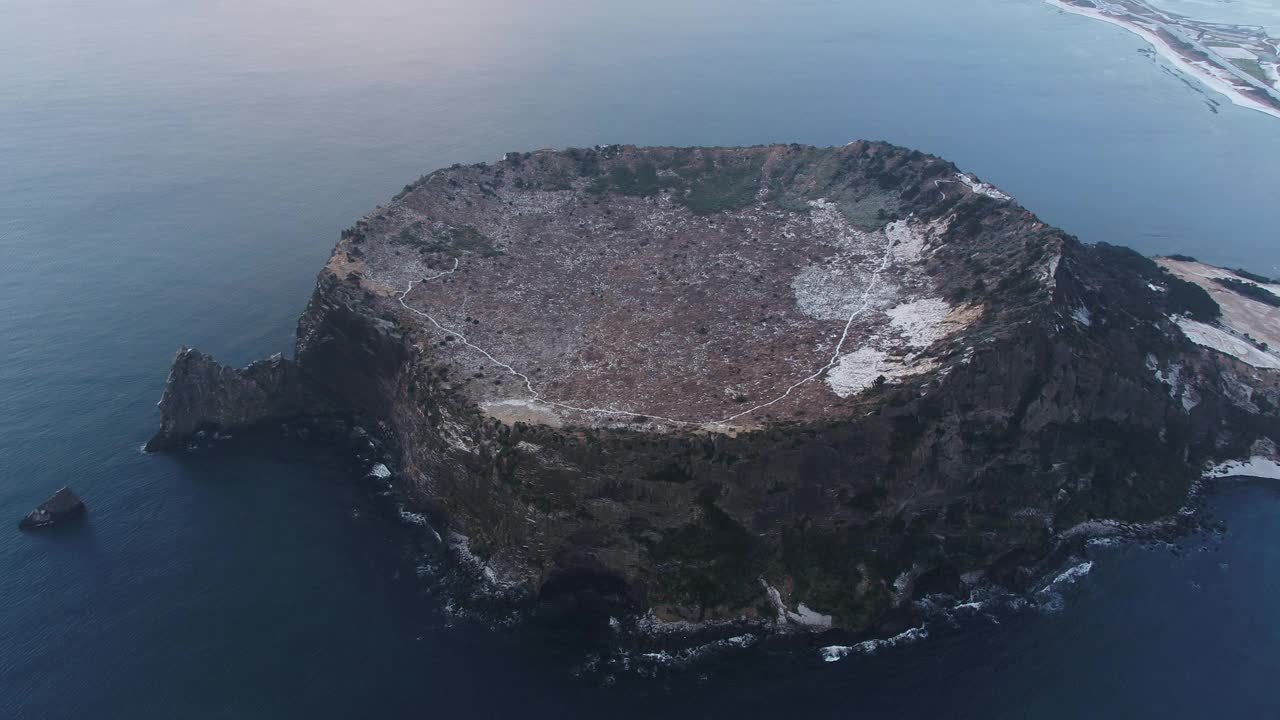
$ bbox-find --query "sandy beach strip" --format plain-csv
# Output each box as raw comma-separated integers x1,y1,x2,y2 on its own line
1044,0,1280,120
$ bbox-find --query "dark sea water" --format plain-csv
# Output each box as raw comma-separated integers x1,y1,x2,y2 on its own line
2,0,1278,716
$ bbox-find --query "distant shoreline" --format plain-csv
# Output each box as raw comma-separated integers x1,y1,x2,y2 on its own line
1044,0,1280,121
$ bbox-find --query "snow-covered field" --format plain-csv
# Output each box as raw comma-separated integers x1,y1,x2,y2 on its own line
824,296,980,398
1173,316,1280,370
1206,455,1280,480
1157,258,1280,368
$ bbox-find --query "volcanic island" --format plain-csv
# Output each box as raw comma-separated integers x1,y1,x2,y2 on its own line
148,143,1280,635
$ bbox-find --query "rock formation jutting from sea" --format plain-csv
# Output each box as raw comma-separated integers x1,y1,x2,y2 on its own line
19,487,86,530
146,143,1280,634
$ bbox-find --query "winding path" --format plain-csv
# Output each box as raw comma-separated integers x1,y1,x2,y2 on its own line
397,234,897,428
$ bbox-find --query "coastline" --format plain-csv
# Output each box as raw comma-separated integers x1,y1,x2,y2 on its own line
1043,0,1280,121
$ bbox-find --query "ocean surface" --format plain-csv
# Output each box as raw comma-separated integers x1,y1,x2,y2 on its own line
2,0,1278,716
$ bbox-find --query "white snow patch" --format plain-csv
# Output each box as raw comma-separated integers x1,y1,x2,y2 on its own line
787,603,833,628
1259,61,1280,87
760,579,833,627
1174,316,1280,369
791,264,879,322
1266,62,1280,86
885,219,928,264
791,204,903,322
1158,259,1280,360
887,297,954,347
806,197,866,252
1181,382,1201,412
760,579,787,624
826,347,893,397
439,417,481,452
1205,456,1280,481
955,173,1011,201
1043,252,1062,286
825,299,976,398
1147,355,1199,410
369,463,392,479
1071,305,1092,327
481,399,565,428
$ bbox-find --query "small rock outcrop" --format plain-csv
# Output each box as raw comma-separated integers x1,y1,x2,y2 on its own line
19,487,86,530
145,348,332,451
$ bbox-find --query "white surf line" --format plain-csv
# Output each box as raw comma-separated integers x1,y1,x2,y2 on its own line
398,232,897,428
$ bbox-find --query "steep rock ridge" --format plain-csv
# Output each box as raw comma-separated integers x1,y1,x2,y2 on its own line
147,143,1280,632
145,349,333,451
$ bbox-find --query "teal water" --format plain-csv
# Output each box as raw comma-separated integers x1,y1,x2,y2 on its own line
2,0,1278,716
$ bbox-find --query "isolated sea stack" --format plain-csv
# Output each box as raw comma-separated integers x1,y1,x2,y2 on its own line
19,487,86,530
147,143,1280,631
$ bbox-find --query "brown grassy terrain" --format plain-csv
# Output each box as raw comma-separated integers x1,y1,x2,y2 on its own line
346,145,1009,429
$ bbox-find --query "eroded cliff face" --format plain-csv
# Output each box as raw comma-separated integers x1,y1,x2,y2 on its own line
148,143,1280,632
145,349,332,451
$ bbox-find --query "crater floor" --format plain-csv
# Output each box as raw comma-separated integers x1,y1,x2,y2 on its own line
336,145,999,430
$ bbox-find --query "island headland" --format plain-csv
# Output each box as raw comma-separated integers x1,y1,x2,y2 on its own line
146,143,1280,636
1046,0,1280,119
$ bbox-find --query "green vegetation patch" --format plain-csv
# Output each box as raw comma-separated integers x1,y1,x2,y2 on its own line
777,520,897,629
674,154,766,215
586,162,674,197
581,150,767,215
1166,276,1221,321
1092,243,1221,323
1233,58,1270,84
394,221,502,257
644,500,768,615
835,190,904,228
564,147,603,177
567,144,932,222
762,146,906,228
1214,276,1280,307
1232,267,1278,284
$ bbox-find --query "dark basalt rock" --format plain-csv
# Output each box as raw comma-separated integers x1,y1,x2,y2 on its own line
19,487,86,530
912,565,963,599
144,348,333,451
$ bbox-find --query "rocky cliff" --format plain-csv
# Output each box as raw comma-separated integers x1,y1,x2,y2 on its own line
145,349,332,451
148,143,1280,633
